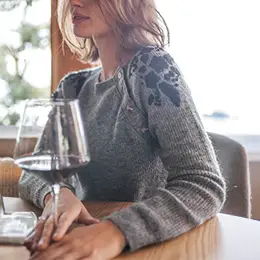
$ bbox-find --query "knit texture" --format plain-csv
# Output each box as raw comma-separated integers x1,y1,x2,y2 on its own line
19,45,226,251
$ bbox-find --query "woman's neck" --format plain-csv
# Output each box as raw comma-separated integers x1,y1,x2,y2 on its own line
93,35,134,81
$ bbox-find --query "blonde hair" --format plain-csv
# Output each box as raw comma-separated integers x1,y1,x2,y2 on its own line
57,0,169,63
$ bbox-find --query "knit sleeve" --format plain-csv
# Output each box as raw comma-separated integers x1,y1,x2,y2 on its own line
105,46,226,251
19,79,85,209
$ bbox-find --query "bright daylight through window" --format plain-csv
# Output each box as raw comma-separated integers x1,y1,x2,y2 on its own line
157,0,260,156
0,0,50,136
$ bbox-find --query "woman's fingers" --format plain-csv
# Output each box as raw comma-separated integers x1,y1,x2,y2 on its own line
52,212,74,241
78,207,100,225
29,195,99,252
37,215,55,251
53,207,99,241
31,217,46,251
24,238,34,251
79,216,100,225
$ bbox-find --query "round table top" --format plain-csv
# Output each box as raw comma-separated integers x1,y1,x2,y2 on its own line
1,197,260,260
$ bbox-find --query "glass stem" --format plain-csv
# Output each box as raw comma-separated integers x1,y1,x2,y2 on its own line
51,184,60,227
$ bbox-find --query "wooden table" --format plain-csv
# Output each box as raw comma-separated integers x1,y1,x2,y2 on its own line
1,197,260,260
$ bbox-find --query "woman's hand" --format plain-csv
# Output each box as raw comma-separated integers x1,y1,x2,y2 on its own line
25,188,99,252
29,220,127,260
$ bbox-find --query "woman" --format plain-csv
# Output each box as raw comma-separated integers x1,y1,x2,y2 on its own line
20,0,226,259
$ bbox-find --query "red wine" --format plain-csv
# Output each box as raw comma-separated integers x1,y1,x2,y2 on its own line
15,155,90,184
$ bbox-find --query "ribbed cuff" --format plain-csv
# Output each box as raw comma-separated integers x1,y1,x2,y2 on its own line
105,207,156,252
35,184,52,209
36,183,75,209
60,182,76,195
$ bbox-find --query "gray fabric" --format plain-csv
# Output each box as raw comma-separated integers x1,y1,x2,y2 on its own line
209,132,251,218
19,46,226,251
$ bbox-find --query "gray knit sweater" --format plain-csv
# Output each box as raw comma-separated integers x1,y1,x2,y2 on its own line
19,45,226,251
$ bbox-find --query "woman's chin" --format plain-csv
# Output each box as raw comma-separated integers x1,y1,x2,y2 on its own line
73,29,92,39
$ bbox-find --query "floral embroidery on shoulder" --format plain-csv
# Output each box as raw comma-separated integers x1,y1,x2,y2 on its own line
129,46,181,107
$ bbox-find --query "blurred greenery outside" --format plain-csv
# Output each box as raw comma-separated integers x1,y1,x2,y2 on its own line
0,0,50,125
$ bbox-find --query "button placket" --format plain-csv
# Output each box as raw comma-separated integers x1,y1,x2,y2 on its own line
116,68,150,142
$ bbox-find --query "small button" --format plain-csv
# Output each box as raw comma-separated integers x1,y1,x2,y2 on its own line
118,72,122,79
141,128,149,133
127,105,134,111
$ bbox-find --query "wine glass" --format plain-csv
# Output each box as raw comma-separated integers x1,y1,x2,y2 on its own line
14,99,90,226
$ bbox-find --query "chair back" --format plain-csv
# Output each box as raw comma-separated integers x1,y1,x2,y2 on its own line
209,132,251,218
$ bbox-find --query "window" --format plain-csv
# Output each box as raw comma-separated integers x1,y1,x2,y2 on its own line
157,0,260,157
0,0,50,132
1,1,260,157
